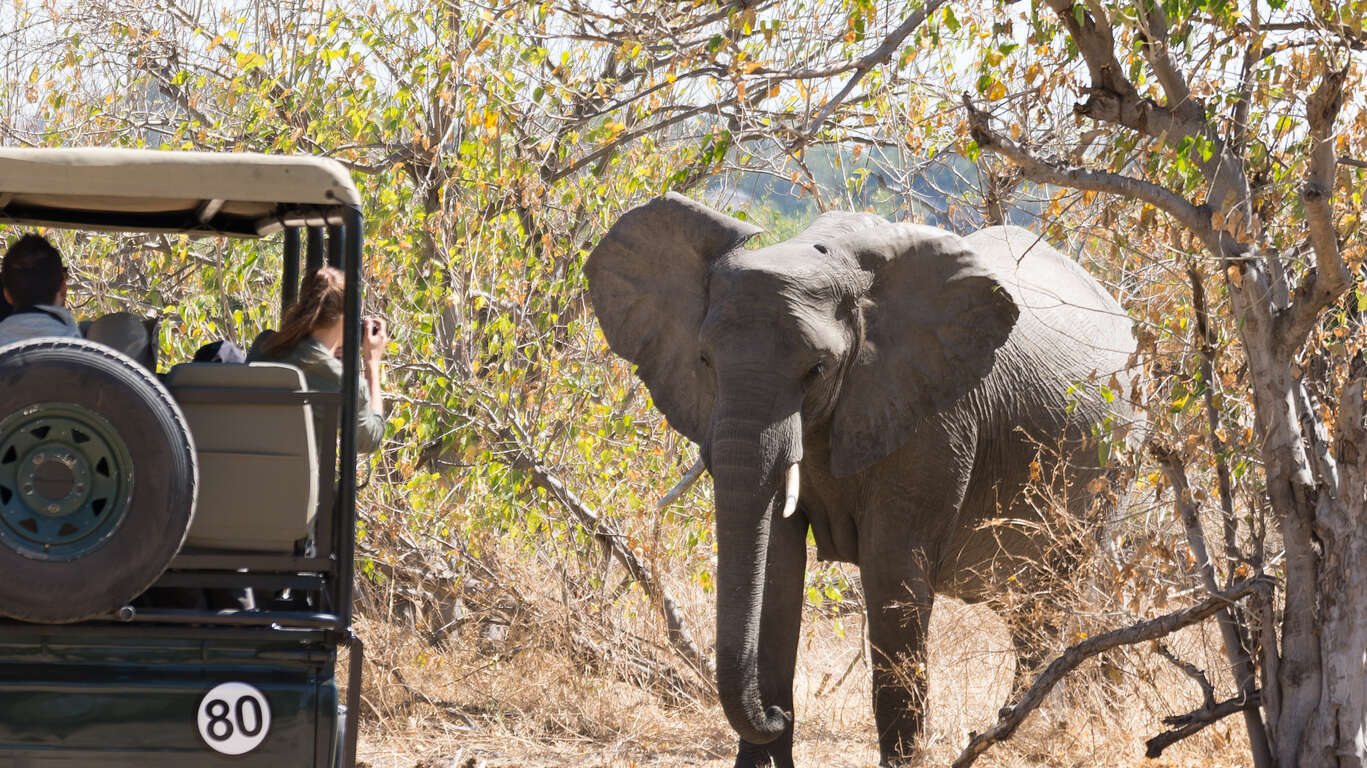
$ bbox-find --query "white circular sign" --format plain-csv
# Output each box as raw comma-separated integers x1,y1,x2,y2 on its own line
196,681,272,755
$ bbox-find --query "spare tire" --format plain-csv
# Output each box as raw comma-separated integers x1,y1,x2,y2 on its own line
0,338,197,622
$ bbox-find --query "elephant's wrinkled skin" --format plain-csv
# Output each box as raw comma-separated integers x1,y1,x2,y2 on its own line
586,193,1137,767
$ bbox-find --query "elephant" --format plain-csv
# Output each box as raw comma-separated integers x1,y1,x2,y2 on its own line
585,193,1138,767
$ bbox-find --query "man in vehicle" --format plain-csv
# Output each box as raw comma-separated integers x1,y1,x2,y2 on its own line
0,233,80,346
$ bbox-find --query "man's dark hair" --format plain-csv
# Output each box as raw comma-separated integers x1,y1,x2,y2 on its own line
1,234,66,308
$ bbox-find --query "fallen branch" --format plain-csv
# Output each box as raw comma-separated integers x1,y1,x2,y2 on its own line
951,576,1273,768
1146,691,1262,758
655,458,705,511
491,419,717,694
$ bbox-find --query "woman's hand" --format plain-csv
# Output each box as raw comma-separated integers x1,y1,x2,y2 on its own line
362,316,388,368
361,316,388,415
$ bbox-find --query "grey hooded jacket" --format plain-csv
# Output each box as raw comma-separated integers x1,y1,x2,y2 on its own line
0,304,81,348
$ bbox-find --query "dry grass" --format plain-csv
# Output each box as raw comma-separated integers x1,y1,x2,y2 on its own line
339,422,1271,768
348,574,1254,768
347,434,1257,767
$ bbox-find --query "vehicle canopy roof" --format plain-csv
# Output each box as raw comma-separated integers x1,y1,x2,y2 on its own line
0,148,361,237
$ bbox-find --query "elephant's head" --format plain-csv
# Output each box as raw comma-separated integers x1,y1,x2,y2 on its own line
586,193,1018,743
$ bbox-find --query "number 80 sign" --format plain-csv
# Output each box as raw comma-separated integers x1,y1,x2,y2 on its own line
196,682,272,755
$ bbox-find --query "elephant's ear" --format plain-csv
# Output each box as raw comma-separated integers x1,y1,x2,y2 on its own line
830,224,1019,477
586,192,762,444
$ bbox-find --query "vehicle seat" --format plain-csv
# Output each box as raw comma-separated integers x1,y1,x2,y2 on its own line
166,362,318,551
83,311,159,370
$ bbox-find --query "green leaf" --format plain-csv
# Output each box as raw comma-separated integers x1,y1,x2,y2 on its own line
943,6,961,33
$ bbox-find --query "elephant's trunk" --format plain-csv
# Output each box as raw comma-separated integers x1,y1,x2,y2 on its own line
709,410,801,745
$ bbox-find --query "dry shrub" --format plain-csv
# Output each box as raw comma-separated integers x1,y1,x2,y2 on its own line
345,499,735,767
907,436,1255,767
345,435,1255,767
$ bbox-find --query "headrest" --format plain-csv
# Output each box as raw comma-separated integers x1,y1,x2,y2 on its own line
85,311,153,368
166,361,307,390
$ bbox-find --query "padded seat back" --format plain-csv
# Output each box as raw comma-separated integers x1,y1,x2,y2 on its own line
166,362,318,551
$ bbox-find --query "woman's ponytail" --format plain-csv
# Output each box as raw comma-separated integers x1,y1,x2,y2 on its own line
261,266,346,358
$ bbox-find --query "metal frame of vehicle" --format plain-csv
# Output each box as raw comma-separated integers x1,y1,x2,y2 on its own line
0,148,369,767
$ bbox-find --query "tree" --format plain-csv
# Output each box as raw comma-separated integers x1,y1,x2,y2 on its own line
0,0,962,723
16,0,1359,762
963,1,1366,765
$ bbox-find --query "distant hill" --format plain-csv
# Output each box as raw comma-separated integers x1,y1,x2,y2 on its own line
707,144,1045,237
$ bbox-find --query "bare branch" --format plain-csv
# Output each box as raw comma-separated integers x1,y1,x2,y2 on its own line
1146,691,1263,758
1045,0,1133,97
483,412,717,693
1277,65,1350,354
522,460,716,692
1044,0,1248,212
1229,2,1261,155
1245,20,1367,50
964,95,1214,242
1136,2,1191,107
1150,440,1272,766
1156,644,1217,708
952,577,1273,768
1187,267,1242,583
654,458,705,511
1294,381,1340,498
1333,355,1367,510
795,0,948,143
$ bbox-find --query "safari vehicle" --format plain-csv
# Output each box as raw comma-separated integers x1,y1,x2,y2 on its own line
0,148,369,767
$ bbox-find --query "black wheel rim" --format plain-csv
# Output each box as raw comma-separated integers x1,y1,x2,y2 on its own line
0,403,135,561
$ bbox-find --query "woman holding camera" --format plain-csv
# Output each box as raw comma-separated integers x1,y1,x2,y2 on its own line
250,266,387,453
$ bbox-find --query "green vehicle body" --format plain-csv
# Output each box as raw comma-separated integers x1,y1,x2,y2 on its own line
0,149,370,768
0,627,345,767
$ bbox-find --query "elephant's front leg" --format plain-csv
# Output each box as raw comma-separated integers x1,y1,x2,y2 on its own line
860,542,934,768
734,511,808,768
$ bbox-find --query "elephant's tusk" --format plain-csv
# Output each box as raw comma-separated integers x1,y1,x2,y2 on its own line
781,463,800,518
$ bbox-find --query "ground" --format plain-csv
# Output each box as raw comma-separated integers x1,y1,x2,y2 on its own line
351,597,1251,768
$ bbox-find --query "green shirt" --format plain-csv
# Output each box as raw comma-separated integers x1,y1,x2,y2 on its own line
251,337,385,453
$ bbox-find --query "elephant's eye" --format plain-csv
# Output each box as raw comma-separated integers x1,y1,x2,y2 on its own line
805,361,826,381
699,352,711,368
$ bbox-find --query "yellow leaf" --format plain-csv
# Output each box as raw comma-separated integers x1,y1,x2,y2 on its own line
234,51,266,71
987,80,1006,101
